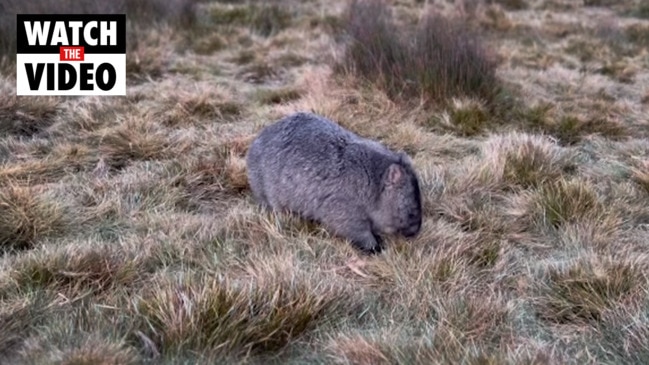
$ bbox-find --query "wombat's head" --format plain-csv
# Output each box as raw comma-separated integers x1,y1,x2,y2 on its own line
373,153,422,238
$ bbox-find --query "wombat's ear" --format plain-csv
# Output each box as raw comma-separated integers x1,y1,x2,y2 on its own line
386,163,405,185
398,151,413,166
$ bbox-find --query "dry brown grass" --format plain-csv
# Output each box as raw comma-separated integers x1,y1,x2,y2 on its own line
338,0,500,107
0,183,67,252
2,0,649,363
0,93,61,138
134,263,362,359
533,255,646,325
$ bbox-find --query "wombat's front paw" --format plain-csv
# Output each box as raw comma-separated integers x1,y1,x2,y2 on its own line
360,244,382,255
354,234,383,255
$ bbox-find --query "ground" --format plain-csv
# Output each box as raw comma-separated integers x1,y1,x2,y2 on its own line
1,0,649,364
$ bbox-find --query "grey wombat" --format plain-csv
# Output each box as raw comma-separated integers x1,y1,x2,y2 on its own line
246,112,422,254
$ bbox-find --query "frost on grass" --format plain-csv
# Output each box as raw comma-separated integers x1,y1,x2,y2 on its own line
533,255,645,324
97,114,186,170
8,242,147,295
134,266,362,359
0,93,61,138
0,184,67,252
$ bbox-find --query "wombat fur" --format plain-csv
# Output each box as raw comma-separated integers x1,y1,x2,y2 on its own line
246,112,422,254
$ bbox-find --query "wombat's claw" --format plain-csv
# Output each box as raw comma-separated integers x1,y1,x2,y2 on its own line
360,245,382,255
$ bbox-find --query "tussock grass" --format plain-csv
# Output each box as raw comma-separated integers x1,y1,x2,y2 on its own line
596,300,649,363
630,159,649,194
435,98,492,137
506,178,608,234
135,267,361,358
338,0,500,106
210,3,293,37
18,333,141,365
254,87,303,105
0,296,45,360
486,132,575,189
533,179,603,229
158,89,244,127
0,184,67,252
125,0,198,28
9,242,146,296
325,307,510,365
97,115,185,170
534,256,645,324
0,93,61,138
173,150,249,212
125,27,177,83
505,102,630,146
0,144,97,186
488,0,529,10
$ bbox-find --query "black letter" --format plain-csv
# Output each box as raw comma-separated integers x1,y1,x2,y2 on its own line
47,63,55,90
24,63,44,90
95,63,116,91
79,63,93,90
58,63,76,91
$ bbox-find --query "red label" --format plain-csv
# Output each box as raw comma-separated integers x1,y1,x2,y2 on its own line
59,46,84,61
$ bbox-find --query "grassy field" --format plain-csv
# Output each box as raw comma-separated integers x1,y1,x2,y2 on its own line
1,0,649,363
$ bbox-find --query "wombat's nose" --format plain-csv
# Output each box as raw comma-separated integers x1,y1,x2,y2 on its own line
402,225,420,238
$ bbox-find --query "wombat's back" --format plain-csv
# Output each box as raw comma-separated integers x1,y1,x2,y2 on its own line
246,111,422,253
246,112,393,215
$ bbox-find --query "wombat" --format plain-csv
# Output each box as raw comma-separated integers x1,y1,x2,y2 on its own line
245,112,422,254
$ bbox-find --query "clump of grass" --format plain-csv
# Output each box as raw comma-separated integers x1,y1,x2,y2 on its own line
0,184,67,253
457,237,502,269
9,242,144,296
249,3,293,37
549,115,628,146
97,115,179,170
0,94,61,138
134,269,360,358
159,91,243,127
595,303,649,364
437,190,507,237
583,0,618,6
18,334,142,365
254,87,303,105
339,0,500,106
210,3,293,37
487,0,528,10
125,0,198,29
325,332,394,365
499,136,574,189
326,300,509,365
434,98,492,136
0,144,98,186
237,62,278,84
0,297,44,359
533,178,602,229
625,3,649,19
597,61,636,83
125,28,175,83
173,147,249,212
625,24,649,49
221,134,254,158
191,33,227,55
535,256,643,324
630,159,649,195
511,103,628,146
